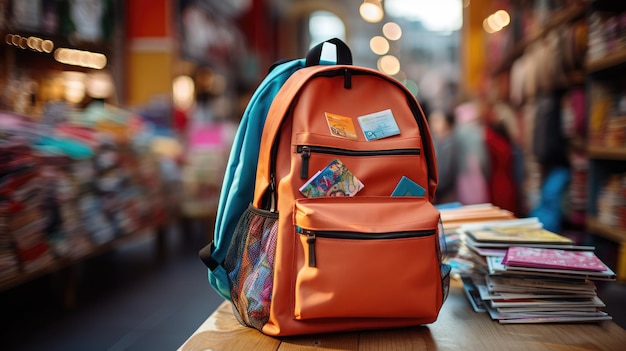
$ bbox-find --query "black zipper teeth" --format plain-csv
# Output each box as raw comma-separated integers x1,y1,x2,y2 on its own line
298,228,435,239
297,145,420,157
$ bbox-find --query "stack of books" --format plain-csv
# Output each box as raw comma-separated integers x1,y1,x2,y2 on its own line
456,217,616,324
439,203,516,233
437,203,517,254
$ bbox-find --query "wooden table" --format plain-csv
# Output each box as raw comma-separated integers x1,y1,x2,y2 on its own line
179,279,626,351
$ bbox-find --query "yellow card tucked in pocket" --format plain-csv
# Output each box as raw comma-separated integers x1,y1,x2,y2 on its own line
325,112,358,140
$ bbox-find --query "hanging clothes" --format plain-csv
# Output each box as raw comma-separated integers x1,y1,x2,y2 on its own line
484,124,518,214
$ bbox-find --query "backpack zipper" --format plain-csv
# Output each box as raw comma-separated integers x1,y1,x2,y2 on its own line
297,145,421,179
296,226,436,267
267,68,434,208
269,173,277,212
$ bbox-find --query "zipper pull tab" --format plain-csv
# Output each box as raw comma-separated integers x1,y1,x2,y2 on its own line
307,232,316,267
300,146,310,179
269,173,277,212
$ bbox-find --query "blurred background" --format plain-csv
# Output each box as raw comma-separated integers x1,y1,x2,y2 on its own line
1,0,626,350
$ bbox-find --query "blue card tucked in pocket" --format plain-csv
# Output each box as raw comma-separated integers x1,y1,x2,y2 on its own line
391,176,426,197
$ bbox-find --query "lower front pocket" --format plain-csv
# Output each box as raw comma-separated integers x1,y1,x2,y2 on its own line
294,234,441,320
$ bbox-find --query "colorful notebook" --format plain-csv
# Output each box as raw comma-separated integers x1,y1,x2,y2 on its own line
466,227,574,245
503,246,608,272
299,158,364,198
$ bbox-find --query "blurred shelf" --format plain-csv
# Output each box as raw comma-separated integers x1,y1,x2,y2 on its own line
492,2,588,75
0,226,157,293
586,49,626,74
587,145,626,160
568,70,587,86
587,217,626,243
585,1,626,282
587,217,626,281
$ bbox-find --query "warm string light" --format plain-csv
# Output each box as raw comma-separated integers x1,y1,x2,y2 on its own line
383,22,403,40
360,0,384,23
483,10,511,33
172,75,196,110
4,33,107,69
54,48,107,69
359,0,418,95
368,18,405,77
370,36,390,55
5,34,54,53
377,55,401,75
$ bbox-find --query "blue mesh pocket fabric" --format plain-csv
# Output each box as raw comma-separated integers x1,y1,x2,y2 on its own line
441,263,451,302
223,205,279,330
437,219,451,303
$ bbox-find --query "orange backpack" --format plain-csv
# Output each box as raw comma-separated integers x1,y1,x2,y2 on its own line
223,39,450,336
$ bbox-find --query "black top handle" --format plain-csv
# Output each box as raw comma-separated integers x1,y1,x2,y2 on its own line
305,38,353,67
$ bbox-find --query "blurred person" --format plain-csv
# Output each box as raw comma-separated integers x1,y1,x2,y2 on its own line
453,97,490,205
429,109,458,204
181,67,237,219
185,67,237,150
484,106,519,214
483,76,523,215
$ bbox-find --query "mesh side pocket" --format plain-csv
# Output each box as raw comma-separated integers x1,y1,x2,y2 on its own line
223,204,279,330
437,219,451,303
441,263,451,302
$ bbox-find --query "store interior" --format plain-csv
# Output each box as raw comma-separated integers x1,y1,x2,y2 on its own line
1,0,626,350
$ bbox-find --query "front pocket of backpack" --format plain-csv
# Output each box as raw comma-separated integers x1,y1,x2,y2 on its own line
292,196,442,320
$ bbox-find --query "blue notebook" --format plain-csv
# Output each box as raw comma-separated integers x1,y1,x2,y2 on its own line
391,176,425,197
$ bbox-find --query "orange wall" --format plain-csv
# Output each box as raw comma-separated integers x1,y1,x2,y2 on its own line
462,0,490,96
127,52,173,106
125,0,173,107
